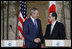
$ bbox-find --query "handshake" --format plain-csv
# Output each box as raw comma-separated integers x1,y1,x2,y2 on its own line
34,38,41,43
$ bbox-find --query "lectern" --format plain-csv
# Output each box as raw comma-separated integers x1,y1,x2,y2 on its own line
1,40,24,47
45,40,71,48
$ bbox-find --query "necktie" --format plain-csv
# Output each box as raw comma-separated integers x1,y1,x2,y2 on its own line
34,19,38,29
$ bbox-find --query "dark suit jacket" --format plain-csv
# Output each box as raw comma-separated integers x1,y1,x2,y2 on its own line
44,21,66,39
23,17,44,48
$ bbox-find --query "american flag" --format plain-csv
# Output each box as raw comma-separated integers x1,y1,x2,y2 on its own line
18,1,27,48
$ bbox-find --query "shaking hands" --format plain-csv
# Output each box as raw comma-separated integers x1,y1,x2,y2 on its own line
34,38,41,43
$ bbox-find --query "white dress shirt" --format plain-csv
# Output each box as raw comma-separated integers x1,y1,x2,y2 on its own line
30,16,38,25
30,16,35,24
50,21,56,35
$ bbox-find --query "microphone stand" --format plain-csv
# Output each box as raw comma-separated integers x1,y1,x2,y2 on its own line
9,25,19,39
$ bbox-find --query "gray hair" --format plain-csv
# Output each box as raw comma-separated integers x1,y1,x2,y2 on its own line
30,7,38,15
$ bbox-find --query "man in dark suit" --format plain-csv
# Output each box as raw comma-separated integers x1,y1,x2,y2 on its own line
44,11,66,39
23,8,44,48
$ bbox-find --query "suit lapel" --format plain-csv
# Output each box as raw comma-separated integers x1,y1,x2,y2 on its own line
28,17,35,27
28,17,38,33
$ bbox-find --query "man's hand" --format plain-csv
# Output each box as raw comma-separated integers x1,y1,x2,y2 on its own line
34,38,41,43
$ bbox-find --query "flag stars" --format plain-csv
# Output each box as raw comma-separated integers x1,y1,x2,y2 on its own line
20,1,22,3
24,15,25,17
24,5,26,7
24,9,26,10
20,1,27,18
24,2,26,4
24,12,25,14
22,5,23,7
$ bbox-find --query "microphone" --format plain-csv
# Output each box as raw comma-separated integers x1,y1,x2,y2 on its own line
10,25,12,28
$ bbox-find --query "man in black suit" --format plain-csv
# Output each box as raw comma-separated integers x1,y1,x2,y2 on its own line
44,11,66,39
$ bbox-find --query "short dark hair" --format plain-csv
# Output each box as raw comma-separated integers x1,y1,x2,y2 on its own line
50,11,57,20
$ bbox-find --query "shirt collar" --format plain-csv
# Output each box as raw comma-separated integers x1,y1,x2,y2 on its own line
30,16,35,23
52,20,56,26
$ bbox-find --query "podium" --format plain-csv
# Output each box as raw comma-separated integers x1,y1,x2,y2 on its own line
45,40,71,48
1,40,71,48
1,40,24,47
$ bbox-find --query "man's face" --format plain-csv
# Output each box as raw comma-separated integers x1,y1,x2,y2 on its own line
32,10,39,19
49,13,55,22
